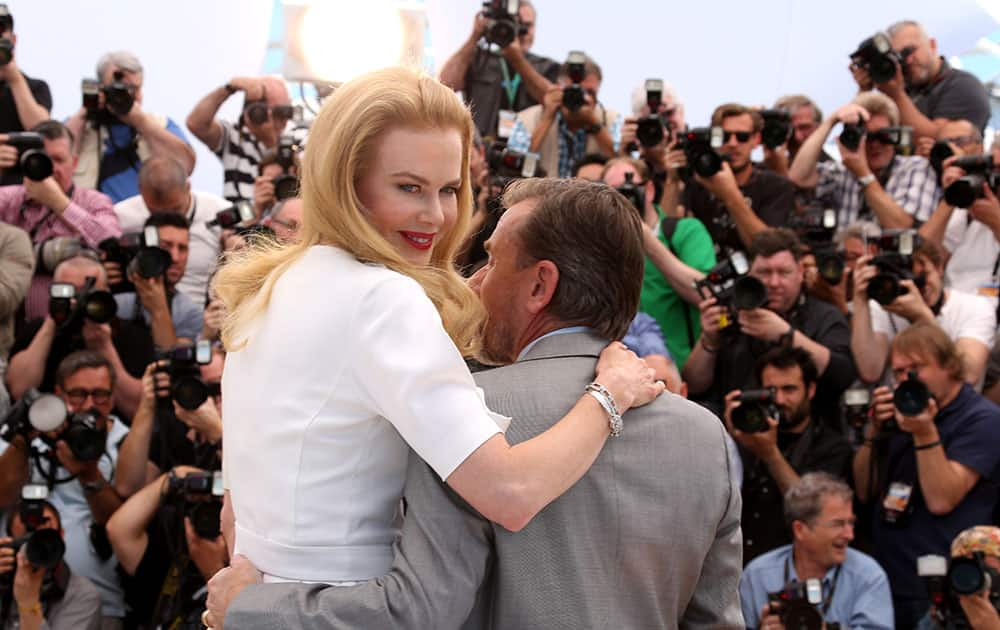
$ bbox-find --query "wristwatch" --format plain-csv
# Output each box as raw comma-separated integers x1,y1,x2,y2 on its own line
778,324,795,347
858,173,876,188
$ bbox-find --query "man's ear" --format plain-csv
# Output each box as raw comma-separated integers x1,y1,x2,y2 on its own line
525,260,559,315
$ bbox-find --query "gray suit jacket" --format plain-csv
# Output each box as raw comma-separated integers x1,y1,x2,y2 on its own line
227,332,744,629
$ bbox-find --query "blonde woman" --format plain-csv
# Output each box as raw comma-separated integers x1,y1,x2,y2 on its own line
214,67,662,584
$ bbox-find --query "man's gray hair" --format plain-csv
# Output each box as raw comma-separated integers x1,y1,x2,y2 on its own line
886,20,928,42
783,472,853,529
96,51,143,80
630,80,682,117
834,220,881,247
54,254,108,284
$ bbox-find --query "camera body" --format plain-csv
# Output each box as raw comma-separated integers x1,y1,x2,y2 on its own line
0,390,67,444
481,0,522,48
49,277,118,335
59,411,107,462
0,5,13,66
842,387,871,431
5,131,54,182
98,225,172,293
486,143,543,191
865,229,924,306
207,200,255,229
732,387,784,433
760,109,792,149
768,579,826,630
561,51,588,112
920,553,1000,628
616,171,645,215
636,78,670,148
102,71,135,118
677,126,724,178
944,155,996,208
894,370,931,416
791,203,843,284
695,252,768,331
165,470,224,539
156,340,213,411
851,32,904,84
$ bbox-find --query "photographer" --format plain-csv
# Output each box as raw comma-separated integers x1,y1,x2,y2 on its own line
506,53,621,178
0,223,31,362
682,103,797,256
851,239,995,387
602,157,714,367
113,157,226,309
251,144,300,219
919,122,1000,304
0,5,51,187
186,76,299,202
619,80,686,209
66,51,196,203
739,473,893,630
683,229,855,423
922,526,1000,630
804,220,881,315
764,94,832,178
0,500,102,629
0,351,130,627
853,323,1000,627
851,21,990,140
108,466,226,629
788,92,940,230
261,198,302,244
0,120,120,321
438,1,558,140
724,347,852,564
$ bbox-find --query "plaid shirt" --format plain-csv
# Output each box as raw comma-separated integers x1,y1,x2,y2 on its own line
508,111,622,178
815,155,940,228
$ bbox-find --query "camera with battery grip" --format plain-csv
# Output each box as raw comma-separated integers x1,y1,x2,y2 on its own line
919,553,1000,629
3,131,54,181
760,109,792,150
155,340,214,412
485,142,544,191
864,229,925,307
98,225,172,293
272,135,301,201
635,78,674,149
162,469,224,539
561,51,588,113
0,485,66,581
850,32,911,84
0,4,13,66
615,171,645,215
944,154,997,208
731,387,785,434
767,578,839,630
206,200,255,229
480,0,525,48
81,71,136,123
838,118,912,153
675,126,724,178
695,251,769,334
791,202,844,285
0,389,108,466
48,276,118,335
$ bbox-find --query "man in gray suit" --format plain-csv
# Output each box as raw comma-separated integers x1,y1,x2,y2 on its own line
206,178,744,629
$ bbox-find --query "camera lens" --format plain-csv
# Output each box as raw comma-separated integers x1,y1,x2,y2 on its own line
818,254,845,285
273,175,299,201
893,379,930,416
866,273,903,306
944,176,982,208
130,247,171,279
949,558,988,595
24,530,65,570
188,501,222,539
732,403,770,433
839,125,864,152
487,20,516,48
636,117,665,148
173,377,209,411
870,57,898,84
83,291,118,324
0,39,12,66
65,417,106,462
562,86,585,112
245,103,269,126
732,276,768,310
21,149,53,182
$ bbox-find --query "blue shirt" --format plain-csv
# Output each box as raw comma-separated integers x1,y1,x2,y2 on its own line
100,118,190,202
623,312,670,359
114,290,204,341
872,383,1000,601
507,111,623,178
740,545,894,630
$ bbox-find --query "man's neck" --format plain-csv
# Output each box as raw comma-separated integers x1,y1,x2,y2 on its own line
782,416,810,435
936,379,964,410
514,317,577,360
793,545,832,581
732,161,752,187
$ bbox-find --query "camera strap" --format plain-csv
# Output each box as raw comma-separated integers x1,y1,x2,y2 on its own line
783,555,842,617
497,58,521,108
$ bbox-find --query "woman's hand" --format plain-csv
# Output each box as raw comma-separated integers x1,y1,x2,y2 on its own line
595,341,664,412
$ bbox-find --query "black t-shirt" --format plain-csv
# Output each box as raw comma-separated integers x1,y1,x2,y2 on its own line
741,421,854,564
464,46,560,139
908,58,991,133
683,164,797,256
0,72,52,186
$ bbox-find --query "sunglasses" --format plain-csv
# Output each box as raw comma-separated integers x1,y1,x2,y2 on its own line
867,127,904,146
723,130,753,143
65,388,112,406
244,103,295,126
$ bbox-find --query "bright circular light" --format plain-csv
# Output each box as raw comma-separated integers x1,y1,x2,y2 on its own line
298,0,405,83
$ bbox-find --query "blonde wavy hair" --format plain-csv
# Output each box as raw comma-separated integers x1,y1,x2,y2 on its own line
214,67,485,355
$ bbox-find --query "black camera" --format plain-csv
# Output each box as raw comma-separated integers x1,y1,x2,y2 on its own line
792,204,843,284
481,0,523,48
768,579,825,630
921,553,1000,628
49,278,118,334
865,229,923,306
0,6,12,66
156,340,213,411
894,370,931,416
850,32,906,84
0,390,68,444
677,126,725,178
731,387,783,433
636,78,671,148
616,171,645,215
165,470,224,539
206,200,255,229
99,225,172,293
842,387,871,431
102,71,135,118
486,144,542,190
59,411,107,462
944,155,996,208
838,121,866,152
561,51,588,112
929,140,955,178
695,252,768,330
4,131,54,182
273,174,299,201
760,109,792,150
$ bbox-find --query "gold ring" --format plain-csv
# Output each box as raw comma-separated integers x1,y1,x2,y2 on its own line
202,609,214,629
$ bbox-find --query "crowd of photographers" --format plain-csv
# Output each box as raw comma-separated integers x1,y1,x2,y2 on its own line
0,0,999,628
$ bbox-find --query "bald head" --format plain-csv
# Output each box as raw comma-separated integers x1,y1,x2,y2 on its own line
54,255,108,290
937,119,983,155
262,76,291,108
139,157,190,213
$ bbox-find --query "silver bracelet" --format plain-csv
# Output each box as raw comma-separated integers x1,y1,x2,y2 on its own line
585,381,623,437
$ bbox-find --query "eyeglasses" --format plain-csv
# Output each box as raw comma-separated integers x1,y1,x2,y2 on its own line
867,128,902,146
941,135,979,148
723,130,753,143
244,103,295,125
64,388,112,406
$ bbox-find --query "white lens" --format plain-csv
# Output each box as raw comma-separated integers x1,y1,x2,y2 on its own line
28,394,67,432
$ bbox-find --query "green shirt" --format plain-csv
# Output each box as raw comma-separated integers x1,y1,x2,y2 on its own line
639,209,717,369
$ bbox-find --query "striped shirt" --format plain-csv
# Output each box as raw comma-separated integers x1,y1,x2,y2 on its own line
815,155,940,228
214,120,308,202
507,110,623,179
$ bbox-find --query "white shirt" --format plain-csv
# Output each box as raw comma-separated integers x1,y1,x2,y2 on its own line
222,246,504,583
943,208,1000,308
113,191,227,308
870,289,997,349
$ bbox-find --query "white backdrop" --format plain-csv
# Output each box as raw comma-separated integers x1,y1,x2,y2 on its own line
12,0,997,195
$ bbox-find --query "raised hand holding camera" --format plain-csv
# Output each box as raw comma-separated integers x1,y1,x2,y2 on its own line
882,278,934,324
12,545,44,610
738,307,791,343
22,174,68,213
723,389,781,459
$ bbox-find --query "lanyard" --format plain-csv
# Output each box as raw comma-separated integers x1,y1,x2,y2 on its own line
498,58,521,108
783,555,842,617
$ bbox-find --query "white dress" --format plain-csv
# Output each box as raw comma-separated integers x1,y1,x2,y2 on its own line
222,246,505,582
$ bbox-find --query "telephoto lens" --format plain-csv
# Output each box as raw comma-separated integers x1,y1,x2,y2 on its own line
839,122,866,151
893,371,931,416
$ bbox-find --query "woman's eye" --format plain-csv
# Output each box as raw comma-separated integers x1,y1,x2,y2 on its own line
399,184,419,193
441,186,459,195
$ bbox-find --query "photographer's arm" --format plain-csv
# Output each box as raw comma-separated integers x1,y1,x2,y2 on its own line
438,14,484,93
114,365,162,498
186,85,234,152
788,116,835,189
126,107,195,175
6,71,49,131
682,299,723,395
878,78,945,140
501,43,554,105
6,319,56,400
641,227,704,306
106,474,165,575
762,447,800,495
850,264,891,384
0,438,31,510
956,338,989,387
860,180,915,229
909,415,980,516
918,199,956,247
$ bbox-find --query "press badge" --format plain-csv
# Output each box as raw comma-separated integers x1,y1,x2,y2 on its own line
498,110,517,139
975,280,999,301
883,482,913,524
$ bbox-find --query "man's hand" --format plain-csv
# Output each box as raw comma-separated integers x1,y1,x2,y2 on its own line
118,98,149,129
763,145,790,176
896,396,939,442
499,34,524,60
227,77,266,102
12,547,44,608
173,398,223,443
724,390,780,461
0,537,15,576
185,518,228,582
140,361,171,409
55,441,101,481
22,176,70,213
81,320,114,352
620,117,639,151
202,299,227,341
869,386,895,433
0,134,17,170
131,272,169,314
540,85,563,119
205,554,263,630
915,136,936,159
833,103,870,127
103,259,124,287
883,279,934,324
738,308,791,343
758,602,786,630
852,255,878,303
467,11,487,44
838,135,871,179
849,62,874,92
969,184,1000,233
874,61,905,99
697,296,726,347
959,590,1000,630
695,161,741,202
252,176,275,215
940,160,966,191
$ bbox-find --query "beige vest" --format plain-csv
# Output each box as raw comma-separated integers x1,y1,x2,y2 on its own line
72,113,168,190
515,103,619,177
